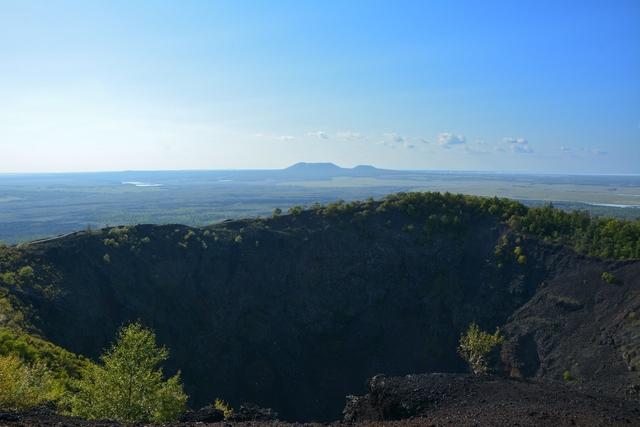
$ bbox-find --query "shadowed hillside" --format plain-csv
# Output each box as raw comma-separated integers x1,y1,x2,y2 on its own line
1,192,639,421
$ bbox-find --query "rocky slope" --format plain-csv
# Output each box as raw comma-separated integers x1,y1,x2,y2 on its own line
343,373,640,426
1,193,639,421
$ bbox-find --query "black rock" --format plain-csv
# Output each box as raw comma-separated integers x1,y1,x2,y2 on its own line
180,405,224,422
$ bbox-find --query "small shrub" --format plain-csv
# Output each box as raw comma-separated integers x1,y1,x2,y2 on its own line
562,370,573,382
288,206,303,215
403,224,415,233
103,238,119,248
458,323,504,375
234,235,243,244
0,355,55,411
214,398,234,420
17,266,34,279
102,254,111,264
601,272,617,285
272,208,282,217
517,255,527,265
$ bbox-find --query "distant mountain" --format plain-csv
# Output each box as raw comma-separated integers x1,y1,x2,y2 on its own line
281,162,387,178
284,162,344,173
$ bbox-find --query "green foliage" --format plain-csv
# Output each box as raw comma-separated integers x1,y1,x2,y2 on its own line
17,266,34,279
515,204,640,259
272,207,282,217
563,370,573,382
288,205,303,215
0,327,90,411
458,323,504,375
0,328,88,382
68,322,187,423
103,238,119,248
214,397,234,419
0,354,55,411
601,271,617,285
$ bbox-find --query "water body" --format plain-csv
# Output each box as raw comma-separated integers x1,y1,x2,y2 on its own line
122,181,163,187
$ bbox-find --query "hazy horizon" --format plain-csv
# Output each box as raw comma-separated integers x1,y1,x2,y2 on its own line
2,162,640,177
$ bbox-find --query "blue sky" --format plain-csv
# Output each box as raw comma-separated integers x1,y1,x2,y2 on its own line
1,1,638,173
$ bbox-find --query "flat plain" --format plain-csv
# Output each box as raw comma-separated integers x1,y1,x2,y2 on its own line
1,165,639,244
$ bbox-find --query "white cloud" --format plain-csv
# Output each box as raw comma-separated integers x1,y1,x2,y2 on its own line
503,137,533,154
307,131,329,139
560,146,607,156
581,147,607,156
383,132,405,143
278,135,295,141
437,133,466,148
335,131,364,142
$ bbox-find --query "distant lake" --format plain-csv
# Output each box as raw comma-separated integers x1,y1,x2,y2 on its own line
122,181,163,187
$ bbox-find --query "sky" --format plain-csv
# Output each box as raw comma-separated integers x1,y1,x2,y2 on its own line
0,0,639,174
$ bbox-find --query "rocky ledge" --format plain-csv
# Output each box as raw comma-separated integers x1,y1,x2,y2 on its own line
3,374,640,426
343,373,640,426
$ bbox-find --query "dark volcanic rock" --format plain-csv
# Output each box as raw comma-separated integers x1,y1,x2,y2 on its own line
500,259,640,397
230,403,278,421
343,373,640,426
180,405,224,422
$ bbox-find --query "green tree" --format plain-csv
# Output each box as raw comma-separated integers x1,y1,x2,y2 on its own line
68,322,187,422
458,323,504,375
0,355,55,411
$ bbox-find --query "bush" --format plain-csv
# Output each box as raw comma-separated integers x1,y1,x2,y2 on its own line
0,355,55,411
601,271,617,285
458,323,504,375
68,323,187,423
214,398,234,419
288,206,303,215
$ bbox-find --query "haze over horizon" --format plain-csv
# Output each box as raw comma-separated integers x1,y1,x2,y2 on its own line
1,1,639,174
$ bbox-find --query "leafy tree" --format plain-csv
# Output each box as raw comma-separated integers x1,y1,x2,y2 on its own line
458,323,504,375
68,322,187,423
0,355,55,411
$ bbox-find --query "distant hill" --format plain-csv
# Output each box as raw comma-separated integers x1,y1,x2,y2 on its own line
281,162,388,178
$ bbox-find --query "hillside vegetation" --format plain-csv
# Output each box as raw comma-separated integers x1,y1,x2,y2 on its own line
0,192,638,420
